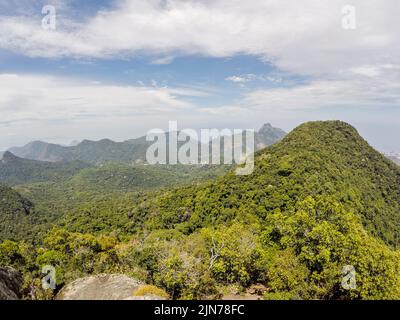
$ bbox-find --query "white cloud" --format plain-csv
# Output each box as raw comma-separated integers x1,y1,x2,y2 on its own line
242,78,400,110
0,72,220,149
225,74,284,84
0,0,399,78
225,76,247,83
151,56,175,65
0,73,198,124
225,75,253,83
203,65,400,115
1,0,399,117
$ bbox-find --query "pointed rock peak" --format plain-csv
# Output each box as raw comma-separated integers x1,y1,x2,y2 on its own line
258,123,286,136
258,123,276,133
260,123,272,129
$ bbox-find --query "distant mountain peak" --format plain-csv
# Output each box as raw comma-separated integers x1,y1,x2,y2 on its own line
255,123,286,149
258,122,284,133
1,151,17,163
259,122,273,130
79,139,94,145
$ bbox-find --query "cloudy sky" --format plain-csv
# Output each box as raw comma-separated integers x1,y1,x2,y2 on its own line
0,0,399,152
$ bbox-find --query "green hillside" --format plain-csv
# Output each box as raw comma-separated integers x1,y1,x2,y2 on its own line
8,141,70,162
255,123,286,148
0,184,35,241
143,121,400,247
0,184,32,216
9,163,229,240
67,163,230,193
15,163,229,214
0,151,91,186
8,137,150,164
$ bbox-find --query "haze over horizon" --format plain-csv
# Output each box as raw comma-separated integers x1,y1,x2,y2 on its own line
1,120,398,156
0,0,399,152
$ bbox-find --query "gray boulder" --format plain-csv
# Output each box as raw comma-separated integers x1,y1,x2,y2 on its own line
56,274,165,300
0,267,23,300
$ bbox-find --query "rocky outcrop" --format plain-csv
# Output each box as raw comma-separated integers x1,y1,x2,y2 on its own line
56,274,166,300
0,267,23,300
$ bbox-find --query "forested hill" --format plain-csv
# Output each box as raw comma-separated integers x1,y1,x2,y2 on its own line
0,184,34,240
0,151,91,186
0,184,32,215
8,138,150,164
140,120,400,248
6,123,286,164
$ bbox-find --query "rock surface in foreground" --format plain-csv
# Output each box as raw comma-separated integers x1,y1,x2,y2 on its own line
56,274,165,300
0,267,22,300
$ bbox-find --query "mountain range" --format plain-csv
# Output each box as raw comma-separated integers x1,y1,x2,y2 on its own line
0,122,285,190
0,151,91,186
1,123,286,164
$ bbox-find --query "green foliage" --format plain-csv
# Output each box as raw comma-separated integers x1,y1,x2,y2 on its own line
264,249,308,300
66,163,230,194
262,196,400,299
201,223,259,285
0,184,36,241
6,163,228,241
8,138,150,164
133,284,170,298
0,151,90,186
0,228,126,299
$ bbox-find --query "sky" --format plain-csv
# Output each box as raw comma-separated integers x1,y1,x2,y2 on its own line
0,0,399,152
